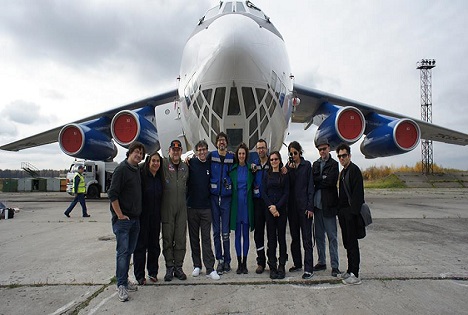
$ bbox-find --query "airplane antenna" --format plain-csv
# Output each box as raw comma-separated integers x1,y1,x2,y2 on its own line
416,59,436,175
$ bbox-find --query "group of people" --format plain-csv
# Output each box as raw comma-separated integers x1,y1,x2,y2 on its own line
106,133,366,303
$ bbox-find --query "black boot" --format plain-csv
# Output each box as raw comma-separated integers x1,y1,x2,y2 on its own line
277,264,285,279
269,264,278,279
242,256,248,274
236,256,243,274
174,266,187,280
164,266,174,282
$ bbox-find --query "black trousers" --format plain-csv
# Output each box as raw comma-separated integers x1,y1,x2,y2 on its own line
134,212,161,281
266,210,288,266
288,208,314,273
338,209,360,277
187,208,215,273
253,198,266,267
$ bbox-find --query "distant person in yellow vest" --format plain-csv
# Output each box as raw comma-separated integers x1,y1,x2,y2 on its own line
64,165,90,218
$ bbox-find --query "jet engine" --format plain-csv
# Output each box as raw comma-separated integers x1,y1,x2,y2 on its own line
111,105,160,153
58,117,117,161
360,113,420,158
314,103,366,148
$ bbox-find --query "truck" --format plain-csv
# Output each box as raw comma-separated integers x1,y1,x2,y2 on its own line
66,160,118,199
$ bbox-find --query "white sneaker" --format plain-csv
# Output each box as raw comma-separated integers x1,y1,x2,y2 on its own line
117,285,129,302
207,270,221,280
127,280,138,291
337,272,351,280
342,273,362,285
192,267,201,277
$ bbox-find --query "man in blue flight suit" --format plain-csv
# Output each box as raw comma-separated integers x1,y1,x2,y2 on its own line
210,132,235,274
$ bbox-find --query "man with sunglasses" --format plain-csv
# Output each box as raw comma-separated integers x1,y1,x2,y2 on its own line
312,138,341,277
286,141,315,280
336,143,365,285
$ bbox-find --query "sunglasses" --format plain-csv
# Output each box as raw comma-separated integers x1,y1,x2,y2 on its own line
289,151,299,156
337,153,349,159
317,147,328,152
270,158,279,162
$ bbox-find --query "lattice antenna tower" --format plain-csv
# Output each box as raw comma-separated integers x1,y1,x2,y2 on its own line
416,59,436,174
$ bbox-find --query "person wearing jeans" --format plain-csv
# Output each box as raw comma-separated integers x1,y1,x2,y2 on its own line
108,142,145,302
312,137,341,277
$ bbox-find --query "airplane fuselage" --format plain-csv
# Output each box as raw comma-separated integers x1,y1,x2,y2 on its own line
178,3,293,152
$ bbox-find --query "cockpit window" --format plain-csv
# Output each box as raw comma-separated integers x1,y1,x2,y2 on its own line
246,1,265,19
223,2,233,13
204,7,219,20
194,1,282,41
236,2,246,12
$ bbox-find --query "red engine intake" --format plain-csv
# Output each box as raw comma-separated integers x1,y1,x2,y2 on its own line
58,122,117,161
110,106,159,152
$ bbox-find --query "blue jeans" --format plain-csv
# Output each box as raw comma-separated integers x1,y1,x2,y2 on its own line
112,218,140,287
211,195,231,263
65,193,87,216
314,208,339,269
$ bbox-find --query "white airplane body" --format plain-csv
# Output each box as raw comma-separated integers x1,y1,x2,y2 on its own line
178,9,292,152
2,1,468,160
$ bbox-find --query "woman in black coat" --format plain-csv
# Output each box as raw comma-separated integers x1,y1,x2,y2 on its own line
134,151,163,285
261,151,289,279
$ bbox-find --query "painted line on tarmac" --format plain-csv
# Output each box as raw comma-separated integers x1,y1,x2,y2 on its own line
50,300,77,315
87,291,117,315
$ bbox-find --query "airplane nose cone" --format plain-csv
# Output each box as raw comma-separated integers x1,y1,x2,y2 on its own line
181,14,287,84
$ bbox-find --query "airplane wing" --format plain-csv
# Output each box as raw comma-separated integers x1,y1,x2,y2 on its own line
292,84,468,146
0,89,178,152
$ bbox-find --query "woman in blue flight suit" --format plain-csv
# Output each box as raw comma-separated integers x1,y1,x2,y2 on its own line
229,143,254,274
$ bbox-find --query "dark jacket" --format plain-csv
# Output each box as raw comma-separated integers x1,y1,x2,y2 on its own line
287,157,315,212
187,157,211,209
338,161,365,216
338,161,366,239
312,156,339,217
261,171,289,215
252,157,270,198
140,166,163,221
108,160,142,222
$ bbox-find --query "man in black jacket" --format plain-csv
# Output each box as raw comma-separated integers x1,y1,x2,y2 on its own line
312,138,341,277
108,141,145,301
286,141,315,280
336,143,365,285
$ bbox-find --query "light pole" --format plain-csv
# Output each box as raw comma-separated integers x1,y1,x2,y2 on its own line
416,59,436,175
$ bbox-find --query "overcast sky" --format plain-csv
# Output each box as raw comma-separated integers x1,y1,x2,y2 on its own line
1,0,467,171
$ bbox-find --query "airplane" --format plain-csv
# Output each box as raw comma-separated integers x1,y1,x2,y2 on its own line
1,0,468,161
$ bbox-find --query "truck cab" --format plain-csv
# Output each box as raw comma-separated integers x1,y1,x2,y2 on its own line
66,160,118,198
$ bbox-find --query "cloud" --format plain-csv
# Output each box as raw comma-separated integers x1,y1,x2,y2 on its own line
2,100,57,125
1,1,467,171
0,1,212,90
0,117,18,137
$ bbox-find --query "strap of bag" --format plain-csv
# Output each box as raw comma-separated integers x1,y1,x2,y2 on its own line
341,169,352,207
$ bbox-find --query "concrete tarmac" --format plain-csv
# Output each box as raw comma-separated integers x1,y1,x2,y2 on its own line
0,188,467,315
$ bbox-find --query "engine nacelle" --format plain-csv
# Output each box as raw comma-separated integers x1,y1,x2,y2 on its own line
111,105,160,153
360,114,420,158
58,117,117,161
314,104,366,149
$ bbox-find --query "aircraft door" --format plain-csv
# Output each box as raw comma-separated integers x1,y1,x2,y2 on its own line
224,86,245,152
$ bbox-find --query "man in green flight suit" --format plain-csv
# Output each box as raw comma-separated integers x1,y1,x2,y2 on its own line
162,140,190,281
